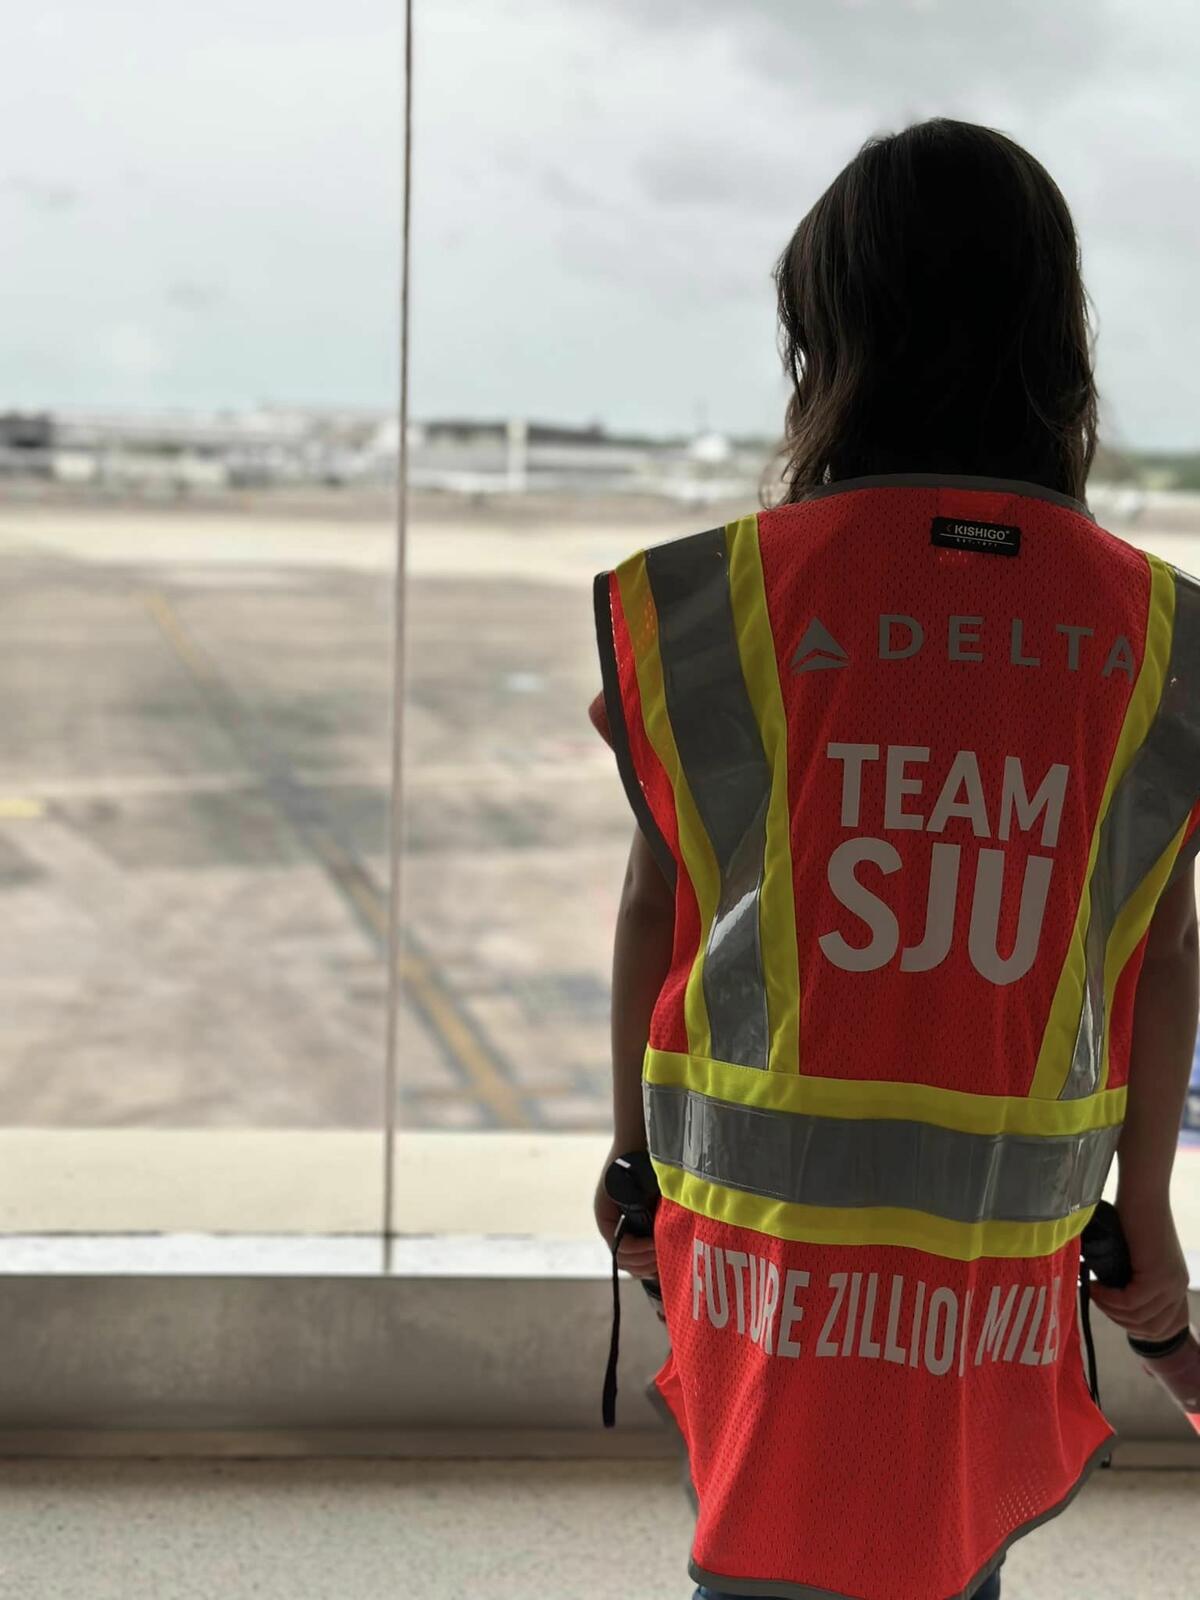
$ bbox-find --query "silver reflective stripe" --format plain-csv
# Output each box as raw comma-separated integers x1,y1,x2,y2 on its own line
645,1082,1122,1224
644,527,772,1068
1062,565,1200,1099
792,471,1096,522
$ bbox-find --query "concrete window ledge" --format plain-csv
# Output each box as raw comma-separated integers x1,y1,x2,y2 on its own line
0,1132,1195,1458
0,1233,676,1452
0,1241,1193,1462
0,1239,1194,1463
0,1131,1195,1247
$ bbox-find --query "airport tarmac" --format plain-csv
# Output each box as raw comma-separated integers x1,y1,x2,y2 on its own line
2,487,1199,1133
0,491,710,1131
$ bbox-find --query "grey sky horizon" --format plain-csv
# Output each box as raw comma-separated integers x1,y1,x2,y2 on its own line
4,0,1197,452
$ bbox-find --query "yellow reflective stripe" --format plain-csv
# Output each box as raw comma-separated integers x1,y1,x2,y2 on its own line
650,1158,1094,1263
615,551,716,1060
1094,555,1200,1091
1030,551,1175,1098
1098,806,1192,1093
644,1046,1126,1137
724,513,801,1075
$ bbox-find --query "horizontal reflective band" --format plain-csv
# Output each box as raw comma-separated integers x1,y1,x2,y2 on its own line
644,1046,1127,1137
652,1157,1097,1262
1063,563,1200,1099
645,528,773,1069
645,1081,1122,1226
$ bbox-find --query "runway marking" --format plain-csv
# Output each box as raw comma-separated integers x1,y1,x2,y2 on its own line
402,1082,582,1100
139,587,533,1129
304,824,532,1130
0,758,613,803
0,771,263,802
0,796,45,820
142,590,220,690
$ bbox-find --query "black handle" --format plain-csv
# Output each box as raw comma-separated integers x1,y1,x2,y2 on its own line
1080,1199,1133,1288
1080,1198,1189,1359
604,1148,662,1299
604,1149,659,1237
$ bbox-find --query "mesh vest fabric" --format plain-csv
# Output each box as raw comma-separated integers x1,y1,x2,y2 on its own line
593,478,1200,1600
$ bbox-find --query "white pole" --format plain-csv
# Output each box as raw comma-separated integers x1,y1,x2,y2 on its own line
506,416,528,493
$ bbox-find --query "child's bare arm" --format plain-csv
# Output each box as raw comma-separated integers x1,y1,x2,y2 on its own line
1090,866,1197,1341
594,824,674,1282
608,824,674,1154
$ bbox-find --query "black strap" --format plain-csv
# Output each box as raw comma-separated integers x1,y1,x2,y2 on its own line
1078,1253,1114,1469
602,1214,628,1428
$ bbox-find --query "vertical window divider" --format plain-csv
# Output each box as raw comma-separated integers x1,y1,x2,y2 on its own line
382,0,415,1270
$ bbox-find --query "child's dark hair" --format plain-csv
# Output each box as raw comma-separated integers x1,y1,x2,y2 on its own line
773,116,1099,504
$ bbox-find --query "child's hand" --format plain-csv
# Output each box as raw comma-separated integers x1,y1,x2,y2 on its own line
593,1153,659,1281
1088,1201,1192,1344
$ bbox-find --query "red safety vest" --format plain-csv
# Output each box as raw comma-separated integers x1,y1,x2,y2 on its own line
592,474,1200,1600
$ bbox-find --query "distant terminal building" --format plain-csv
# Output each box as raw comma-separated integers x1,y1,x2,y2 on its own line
0,406,1181,518
409,416,769,504
0,406,772,504
0,406,398,494
0,410,56,474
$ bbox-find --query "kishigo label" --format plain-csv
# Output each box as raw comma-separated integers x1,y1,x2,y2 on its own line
931,516,1021,556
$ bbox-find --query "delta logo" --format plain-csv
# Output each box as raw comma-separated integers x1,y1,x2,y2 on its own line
788,614,1136,680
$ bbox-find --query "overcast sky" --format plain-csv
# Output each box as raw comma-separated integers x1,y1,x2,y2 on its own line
4,0,1197,448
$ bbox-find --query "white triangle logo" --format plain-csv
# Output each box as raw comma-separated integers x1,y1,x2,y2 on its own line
790,617,849,673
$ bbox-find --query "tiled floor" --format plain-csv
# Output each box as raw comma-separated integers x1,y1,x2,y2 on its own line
0,1457,1194,1600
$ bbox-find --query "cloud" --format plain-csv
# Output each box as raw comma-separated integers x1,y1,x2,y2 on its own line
541,165,609,211
166,281,227,313
3,0,1196,445
556,211,771,305
5,175,80,212
102,324,170,379
598,0,1112,108
636,141,806,212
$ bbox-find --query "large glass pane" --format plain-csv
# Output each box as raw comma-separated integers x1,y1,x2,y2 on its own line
392,1,781,1146
1,5,400,1232
392,0,1200,1266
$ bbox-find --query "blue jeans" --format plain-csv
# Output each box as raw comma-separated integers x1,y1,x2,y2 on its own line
693,1561,1003,1599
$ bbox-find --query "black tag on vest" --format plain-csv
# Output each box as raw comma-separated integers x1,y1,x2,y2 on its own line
930,515,1021,556
930,516,1021,556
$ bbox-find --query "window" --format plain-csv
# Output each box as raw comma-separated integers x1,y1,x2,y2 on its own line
2,2,1196,1264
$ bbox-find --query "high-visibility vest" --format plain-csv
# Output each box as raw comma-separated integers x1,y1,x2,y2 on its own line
592,473,1200,1600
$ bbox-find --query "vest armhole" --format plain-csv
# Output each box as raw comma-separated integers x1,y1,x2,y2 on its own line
593,570,678,891
1164,799,1200,893
1162,566,1200,894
